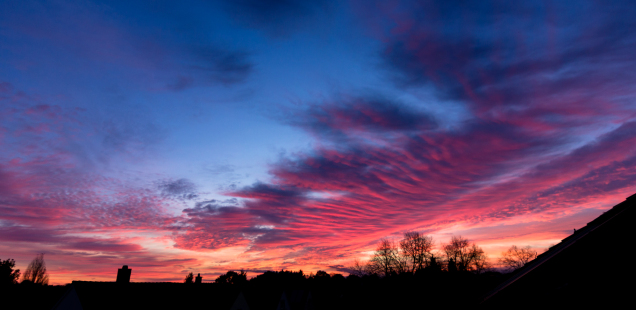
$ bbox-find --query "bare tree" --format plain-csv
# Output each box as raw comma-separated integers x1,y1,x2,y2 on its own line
348,258,368,277
443,236,469,271
470,244,490,273
22,253,48,285
393,251,409,274
370,238,399,276
442,236,487,272
499,245,538,271
399,231,434,272
364,259,382,275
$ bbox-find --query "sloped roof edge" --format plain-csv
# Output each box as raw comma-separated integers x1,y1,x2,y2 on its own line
480,193,634,303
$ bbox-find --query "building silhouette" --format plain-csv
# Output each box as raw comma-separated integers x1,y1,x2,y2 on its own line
51,266,306,310
481,193,636,307
50,192,636,309
115,265,131,284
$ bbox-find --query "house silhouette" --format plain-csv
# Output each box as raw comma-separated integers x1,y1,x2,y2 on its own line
51,266,302,310
52,267,251,310
481,192,636,307
52,281,246,310
51,192,636,309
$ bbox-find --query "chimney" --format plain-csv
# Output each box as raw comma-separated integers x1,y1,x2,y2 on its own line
195,273,202,284
116,265,131,283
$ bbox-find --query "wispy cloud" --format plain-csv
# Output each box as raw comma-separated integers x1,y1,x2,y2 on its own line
171,0,636,265
220,0,333,36
0,1,254,91
2,0,636,284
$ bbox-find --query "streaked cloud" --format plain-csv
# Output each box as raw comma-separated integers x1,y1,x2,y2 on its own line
1,0,635,284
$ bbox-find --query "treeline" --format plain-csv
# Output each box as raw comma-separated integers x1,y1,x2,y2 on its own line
349,232,539,276
0,253,48,285
1,234,539,287
1,254,65,310
0,238,540,309
182,233,541,308
203,266,508,309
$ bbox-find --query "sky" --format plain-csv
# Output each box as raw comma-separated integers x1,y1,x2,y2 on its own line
1,0,635,284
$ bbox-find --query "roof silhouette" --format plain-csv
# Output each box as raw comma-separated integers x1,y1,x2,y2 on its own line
53,281,241,310
481,192,636,307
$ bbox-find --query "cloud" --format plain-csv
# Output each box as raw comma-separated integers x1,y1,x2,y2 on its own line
3,0,636,281
163,45,254,90
0,225,143,253
360,0,636,121
158,179,198,200
188,46,253,85
194,198,239,209
0,86,184,282
220,0,333,36
1,1,254,91
0,81,13,93
175,85,636,265
328,264,352,274
100,117,166,159
285,97,438,144
175,198,254,250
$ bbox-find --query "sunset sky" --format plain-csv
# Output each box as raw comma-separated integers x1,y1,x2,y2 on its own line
1,0,636,284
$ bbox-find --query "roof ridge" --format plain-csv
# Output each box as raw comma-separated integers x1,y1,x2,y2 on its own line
480,194,633,303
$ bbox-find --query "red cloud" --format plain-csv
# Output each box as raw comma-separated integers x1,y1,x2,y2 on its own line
173,93,636,269
3,1,636,283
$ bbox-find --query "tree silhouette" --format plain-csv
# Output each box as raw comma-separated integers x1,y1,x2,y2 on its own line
400,231,434,272
22,253,48,285
348,258,369,277
1,258,21,285
499,245,538,271
442,236,487,272
184,272,194,283
470,244,490,273
215,270,247,285
427,254,442,272
314,270,330,278
448,258,457,272
369,238,399,276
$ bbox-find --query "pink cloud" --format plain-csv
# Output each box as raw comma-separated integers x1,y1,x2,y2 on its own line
3,1,636,283
0,86,187,284
169,91,636,271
